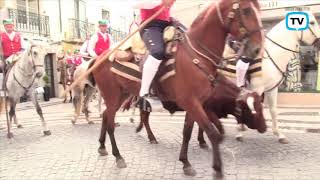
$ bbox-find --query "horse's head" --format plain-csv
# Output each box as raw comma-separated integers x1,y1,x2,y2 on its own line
219,0,264,59
235,90,266,133
299,12,320,49
27,42,46,78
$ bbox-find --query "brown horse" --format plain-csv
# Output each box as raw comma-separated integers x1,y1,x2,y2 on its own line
90,0,264,178
57,58,76,103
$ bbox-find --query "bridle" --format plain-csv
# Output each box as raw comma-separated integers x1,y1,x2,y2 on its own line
186,0,264,69
13,45,44,91
184,0,264,86
216,0,263,51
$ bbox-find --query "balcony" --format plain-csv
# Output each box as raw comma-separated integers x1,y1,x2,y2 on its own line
109,28,127,42
67,18,95,42
8,8,50,37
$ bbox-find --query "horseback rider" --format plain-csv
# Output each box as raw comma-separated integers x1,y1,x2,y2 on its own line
227,35,251,88
73,49,83,66
79,32,91,61
133,0,176,100
88,20,114,58
0,19,27,72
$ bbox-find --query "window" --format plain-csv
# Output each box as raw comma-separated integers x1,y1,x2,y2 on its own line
102,9,110,21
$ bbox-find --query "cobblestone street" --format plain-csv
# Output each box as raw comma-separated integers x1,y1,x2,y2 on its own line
0,99,320,180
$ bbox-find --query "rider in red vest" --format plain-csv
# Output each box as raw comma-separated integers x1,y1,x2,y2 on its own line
133,0,175,99
1,19,26,61
73,49,83,66
88,20,113,58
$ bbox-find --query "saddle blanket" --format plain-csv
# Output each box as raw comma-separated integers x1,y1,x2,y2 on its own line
110,59,176,83
218,58,262,78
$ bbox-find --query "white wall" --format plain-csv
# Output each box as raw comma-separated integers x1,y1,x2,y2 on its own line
40,0,61,41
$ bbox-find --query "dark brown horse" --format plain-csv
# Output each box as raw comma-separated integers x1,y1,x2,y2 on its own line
57,58,76,103
133,74,266,147
90,0,264,178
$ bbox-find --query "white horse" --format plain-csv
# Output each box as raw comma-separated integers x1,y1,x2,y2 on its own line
234,12,320,143
0,42,51,138
72,59,96,124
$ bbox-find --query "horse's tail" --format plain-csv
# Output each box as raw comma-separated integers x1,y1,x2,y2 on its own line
120,95,136,112
0,97,3,114
87,59,96,87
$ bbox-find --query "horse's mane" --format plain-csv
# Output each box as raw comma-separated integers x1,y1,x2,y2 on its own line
189,2,216,29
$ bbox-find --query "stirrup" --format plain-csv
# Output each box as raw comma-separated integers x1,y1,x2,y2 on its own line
137,95,162,112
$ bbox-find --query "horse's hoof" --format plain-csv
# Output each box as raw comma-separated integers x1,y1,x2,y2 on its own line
88,121,94,125
183,166,197,176
98,148,108,156
71,120,76,125
150,140,158,144
237,125,247,131
115,122,120,127
279,138,289,144
43,130,51,136
136,126,143,133
116,158,127,168
130,118,135,123
236,136,243,142
17,124,23,128
214,171,224,180
199,142,209,149
63,100,67,103
7,132,14,139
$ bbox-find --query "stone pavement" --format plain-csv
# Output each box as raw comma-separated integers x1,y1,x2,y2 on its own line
0,99,320,180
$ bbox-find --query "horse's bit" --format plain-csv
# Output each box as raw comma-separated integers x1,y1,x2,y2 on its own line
217,0,264,52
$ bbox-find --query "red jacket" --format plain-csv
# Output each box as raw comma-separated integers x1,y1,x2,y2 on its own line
1,32,22,58
94,33,110,56
140,5,171,22
73,56,82,66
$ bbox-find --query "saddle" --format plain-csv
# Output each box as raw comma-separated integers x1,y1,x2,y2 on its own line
109,24,185,84
109,23,186,112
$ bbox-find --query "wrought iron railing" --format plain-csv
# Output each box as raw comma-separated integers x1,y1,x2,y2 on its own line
8,8,50,37
109,28,127,42
68,18,95,41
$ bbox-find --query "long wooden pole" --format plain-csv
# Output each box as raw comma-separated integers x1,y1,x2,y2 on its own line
63,6,166,95
0,33,12,138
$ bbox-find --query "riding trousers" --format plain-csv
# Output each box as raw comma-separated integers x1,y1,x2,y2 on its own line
140,20,171,60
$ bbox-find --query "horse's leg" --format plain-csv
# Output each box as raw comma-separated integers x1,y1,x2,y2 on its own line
107,107,127,168
185,101,223,178
266,88,288,144
140,109,157,144
69,89,72,103
63,84,67,103
197,127,208,149
198,112,225,149
136,112,144,133
98,109,108,156
7,97,16,138
179,113,196,176
31,91,51,136
72,88,82,124
8,97,22,129
83,86,95,124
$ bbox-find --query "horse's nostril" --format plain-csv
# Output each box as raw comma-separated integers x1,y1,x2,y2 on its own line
255,48,261,55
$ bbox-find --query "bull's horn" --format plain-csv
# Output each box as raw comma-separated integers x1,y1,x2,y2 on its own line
246,96,256,113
